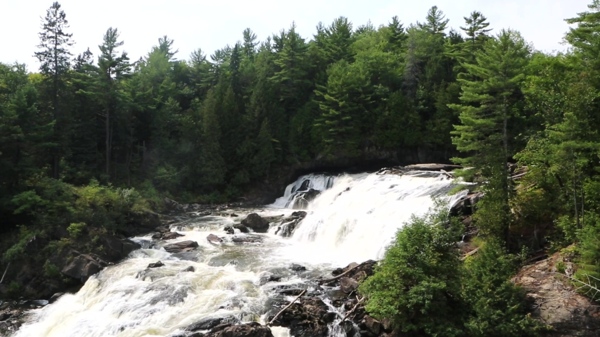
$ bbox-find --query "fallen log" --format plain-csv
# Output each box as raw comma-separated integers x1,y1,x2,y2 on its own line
341,296,365,322
268,289,307,326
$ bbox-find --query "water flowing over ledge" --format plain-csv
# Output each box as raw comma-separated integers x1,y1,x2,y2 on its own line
12,169,466,337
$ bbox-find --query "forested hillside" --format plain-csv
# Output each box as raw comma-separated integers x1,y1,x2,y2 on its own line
3,0,600,321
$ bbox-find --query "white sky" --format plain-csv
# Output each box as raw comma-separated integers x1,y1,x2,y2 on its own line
1,0,592,71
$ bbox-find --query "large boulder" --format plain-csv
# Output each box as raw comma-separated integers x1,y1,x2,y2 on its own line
98,236,141,262
513,254,600,337
61,253,106,282
163,240,199,253
241,213,270,233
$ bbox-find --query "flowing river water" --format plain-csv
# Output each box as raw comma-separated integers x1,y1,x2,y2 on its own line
12,169,466,337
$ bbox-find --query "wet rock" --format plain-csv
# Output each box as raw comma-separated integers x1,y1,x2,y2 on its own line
259,272,282,285
98,236,141,262
27,299,48,307
147,261,165,268
163,240,199,253
231,235,263,244
187,316,239,332
49,292,64,303
339,277,359,294
339,320,358,337
274,220,298,237
241,213,270,233
61,253,105,282
268,296,333,337
182,266,195,273
224,226,235,234
291,211,307,219
205,322,274,337
163,232,184,240
233,223,250,233
207,234,224,244
292,189,320,209
361,315,383,336
290,264,307,272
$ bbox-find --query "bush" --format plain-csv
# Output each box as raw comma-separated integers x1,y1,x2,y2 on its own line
574,212,600,299
359,209,465,337
462,239,545,337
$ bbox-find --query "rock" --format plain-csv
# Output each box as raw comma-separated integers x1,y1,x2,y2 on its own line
241,213,270,233
204,322,274,337
259,272,282,285
182,266,195,273
147,261,164,268
187,316,239,332
164,198,184,212
224,226,235,234
275,220,298,237
361,315,383,336
267,297,333,337
231,235,263,244
162,232,184,240
233,223,250,233
98,236,141,262
163,240,199,253
61,253,105,282
513,254,600,337
49,292,64,303
339,277,359,294
290,263,307,272
291,211,307,219
292,189,320,209
207,234,223,244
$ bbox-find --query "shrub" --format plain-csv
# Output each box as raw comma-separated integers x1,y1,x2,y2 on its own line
462,239,545,337
359,209,465,337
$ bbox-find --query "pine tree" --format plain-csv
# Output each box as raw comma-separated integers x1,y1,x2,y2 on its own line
451,29,531,242
34,1,74,179
97,27,131,181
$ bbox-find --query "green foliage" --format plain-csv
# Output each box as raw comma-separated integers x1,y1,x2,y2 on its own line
462,240,545,336
67,222,87,238
2,226,36,263
43,261,61,278
574,213,600,298
359,209,464,336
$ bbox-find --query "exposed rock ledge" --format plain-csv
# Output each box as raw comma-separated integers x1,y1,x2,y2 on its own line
513,253,600,337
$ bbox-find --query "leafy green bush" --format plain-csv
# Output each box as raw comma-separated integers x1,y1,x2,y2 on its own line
462,239,545,337
2,225,36,263
359,209,465,337
67,222,87,238
574,213,600,299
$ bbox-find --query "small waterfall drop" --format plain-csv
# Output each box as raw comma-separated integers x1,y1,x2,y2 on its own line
12,168,466,337
277,171,465,265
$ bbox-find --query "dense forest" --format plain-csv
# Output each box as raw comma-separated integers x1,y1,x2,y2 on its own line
3,1,600,336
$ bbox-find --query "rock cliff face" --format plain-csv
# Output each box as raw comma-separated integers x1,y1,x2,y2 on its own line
513,253,600,337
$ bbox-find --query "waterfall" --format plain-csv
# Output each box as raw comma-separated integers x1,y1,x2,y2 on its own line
12,168,466,337
276,171,465,265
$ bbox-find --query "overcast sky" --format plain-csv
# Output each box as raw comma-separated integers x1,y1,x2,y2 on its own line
1,0,592,71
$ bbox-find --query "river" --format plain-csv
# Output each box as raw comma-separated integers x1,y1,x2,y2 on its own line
12,169,465,337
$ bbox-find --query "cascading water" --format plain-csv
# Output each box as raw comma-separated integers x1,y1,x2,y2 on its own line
11,169,466,337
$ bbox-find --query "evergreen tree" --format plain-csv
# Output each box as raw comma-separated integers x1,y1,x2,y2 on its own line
34,1,74,178
451,29,531,242
96,27,131,181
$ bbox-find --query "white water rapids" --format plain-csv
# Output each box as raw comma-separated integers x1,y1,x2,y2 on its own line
12,169,466,337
